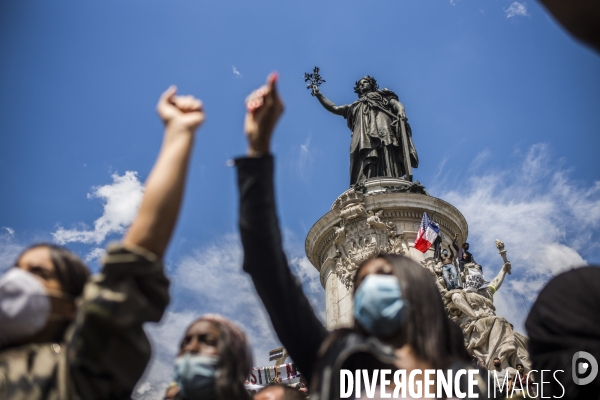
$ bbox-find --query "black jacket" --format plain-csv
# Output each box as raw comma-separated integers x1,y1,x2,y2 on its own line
236,155,326,384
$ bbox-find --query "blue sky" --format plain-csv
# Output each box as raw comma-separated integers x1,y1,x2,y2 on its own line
1,1,600,398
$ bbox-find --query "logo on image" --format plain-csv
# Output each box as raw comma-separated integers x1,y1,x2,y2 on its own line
572,351,598,386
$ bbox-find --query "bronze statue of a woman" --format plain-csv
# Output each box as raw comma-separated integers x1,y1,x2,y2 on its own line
311,75,418,186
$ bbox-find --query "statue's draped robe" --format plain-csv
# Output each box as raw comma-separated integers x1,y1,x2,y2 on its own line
340,89,418,185
443,288,531,370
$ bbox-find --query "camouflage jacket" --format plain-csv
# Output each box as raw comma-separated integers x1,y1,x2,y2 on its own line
0,243,170,400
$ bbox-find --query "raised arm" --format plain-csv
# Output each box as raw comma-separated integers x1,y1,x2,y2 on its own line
311,85,347,116
238,74,327,384
489,262,511,292
452,233,460,253
123,87,205,258
69,88,204,398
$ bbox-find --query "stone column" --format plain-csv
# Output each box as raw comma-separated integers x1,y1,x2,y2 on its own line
305,178,468,329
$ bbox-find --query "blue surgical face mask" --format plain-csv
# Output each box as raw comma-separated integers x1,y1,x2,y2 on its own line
173,353,219,400
353,274,405,338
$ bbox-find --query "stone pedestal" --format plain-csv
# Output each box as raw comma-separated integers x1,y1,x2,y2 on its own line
305,178,468,329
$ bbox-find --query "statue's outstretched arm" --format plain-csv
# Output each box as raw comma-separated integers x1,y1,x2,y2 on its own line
489,262,511,292
312,85,346,116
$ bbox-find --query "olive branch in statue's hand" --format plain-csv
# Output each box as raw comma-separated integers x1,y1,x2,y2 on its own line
304,66,326,96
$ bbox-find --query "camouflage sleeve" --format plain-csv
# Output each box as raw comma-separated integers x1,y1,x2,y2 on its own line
67,243,170,400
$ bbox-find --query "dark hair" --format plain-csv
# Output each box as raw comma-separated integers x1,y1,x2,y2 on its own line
493,357,500,361
462,243,469,249
353,254,454,369
256,384,306,400
353,75,378,96
448,319,470,362
525,266,600,400
516,363,524,368
183,315,252,400
17,243,90,297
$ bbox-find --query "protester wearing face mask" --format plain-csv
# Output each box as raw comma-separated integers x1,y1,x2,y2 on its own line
0,244,89,351
489,357,515,398
163,314,252,400
235,74,488,399
0,86,204,399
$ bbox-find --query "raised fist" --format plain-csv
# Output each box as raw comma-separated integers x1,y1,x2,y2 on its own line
244,73,284,156
157,86,205,132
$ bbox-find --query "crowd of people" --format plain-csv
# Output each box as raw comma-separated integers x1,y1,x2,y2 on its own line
431,232,491,297
481,358,537,399
1,1,600,398
0,71,598,400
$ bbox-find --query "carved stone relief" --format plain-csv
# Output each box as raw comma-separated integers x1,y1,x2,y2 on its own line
331,187,365,210
328,205,409,289
339,203,367,220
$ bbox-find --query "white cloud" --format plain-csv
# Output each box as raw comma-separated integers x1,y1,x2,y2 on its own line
299,135,314,177
135,381,151,395
84,247,106,263
0,231,24,273
435,143,600,332
433,154,450,182
136,309,198,400
52,171,144,245
290,256,321,293
232,65,242,78
505,2,528,18
135,233,325,399
2,227,15,236
291,134,320,185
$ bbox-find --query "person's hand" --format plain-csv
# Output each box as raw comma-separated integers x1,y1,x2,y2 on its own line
244,73,284,157
311,85,320,96
454,233,459,239
157,86,205,133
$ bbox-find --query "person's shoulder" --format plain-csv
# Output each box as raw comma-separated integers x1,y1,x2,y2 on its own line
0,342,65,394
0,342,63,359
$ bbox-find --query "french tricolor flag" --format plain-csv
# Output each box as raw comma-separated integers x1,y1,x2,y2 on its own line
414,212,440,253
